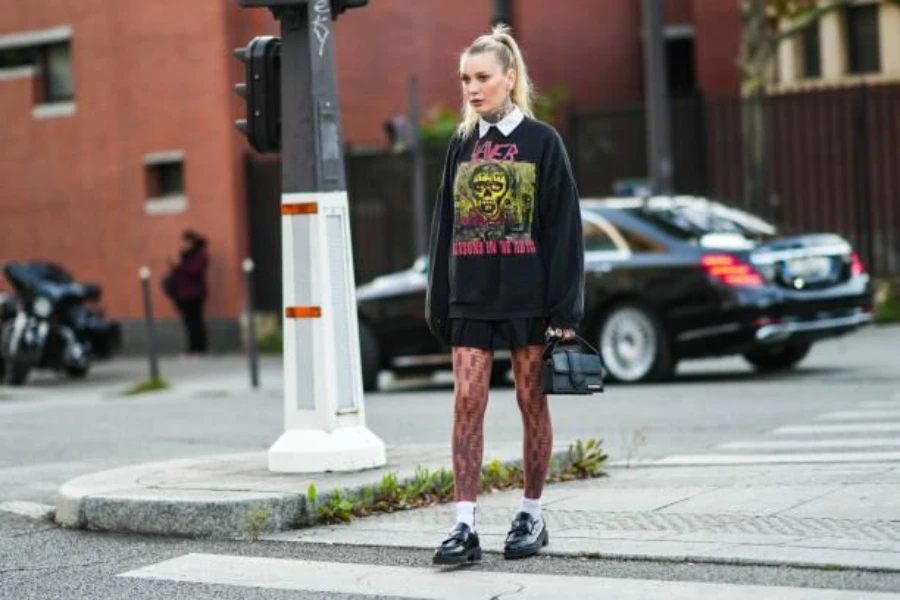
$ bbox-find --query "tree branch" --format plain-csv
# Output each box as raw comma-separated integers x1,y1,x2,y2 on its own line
774,0,851,43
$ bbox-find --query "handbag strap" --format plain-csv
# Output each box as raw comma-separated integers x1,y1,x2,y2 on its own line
543,333,601,360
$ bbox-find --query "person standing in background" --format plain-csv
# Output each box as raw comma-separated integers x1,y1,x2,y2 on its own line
167,229,210,356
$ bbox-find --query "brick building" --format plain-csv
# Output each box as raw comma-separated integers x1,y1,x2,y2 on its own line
0,1,893,351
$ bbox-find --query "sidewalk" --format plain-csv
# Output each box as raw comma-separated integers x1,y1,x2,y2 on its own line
55,448,900,572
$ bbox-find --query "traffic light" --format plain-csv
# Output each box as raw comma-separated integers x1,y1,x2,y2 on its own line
330,0,368,19
234,36,281,154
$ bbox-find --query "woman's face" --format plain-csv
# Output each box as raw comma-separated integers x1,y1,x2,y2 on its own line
460,51,515,117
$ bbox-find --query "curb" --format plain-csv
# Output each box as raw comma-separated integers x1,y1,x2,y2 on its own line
55,449,579,540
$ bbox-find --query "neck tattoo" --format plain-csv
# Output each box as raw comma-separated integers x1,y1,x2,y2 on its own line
483,99,515,124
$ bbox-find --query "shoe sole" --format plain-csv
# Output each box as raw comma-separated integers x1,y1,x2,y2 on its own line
433,547,482,566
503,528,549,560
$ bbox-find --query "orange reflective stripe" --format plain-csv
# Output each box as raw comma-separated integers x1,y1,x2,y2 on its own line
285,306,322,319
281,202,318,215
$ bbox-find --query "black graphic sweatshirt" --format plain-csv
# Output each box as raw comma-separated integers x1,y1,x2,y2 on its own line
425,116,585,343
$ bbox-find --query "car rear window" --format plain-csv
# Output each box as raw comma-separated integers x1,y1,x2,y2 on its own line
621,198,776,242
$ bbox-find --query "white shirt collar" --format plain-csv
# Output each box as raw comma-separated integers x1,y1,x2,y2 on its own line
478,106,524,138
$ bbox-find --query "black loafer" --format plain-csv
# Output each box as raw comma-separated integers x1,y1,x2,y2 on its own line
503,512,549,559
433,522,482,566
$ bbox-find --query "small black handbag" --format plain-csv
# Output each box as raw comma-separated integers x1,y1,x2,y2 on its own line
541,334,605,395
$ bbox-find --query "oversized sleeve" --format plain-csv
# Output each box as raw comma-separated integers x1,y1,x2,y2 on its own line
538,130,585,331
425,136,459,344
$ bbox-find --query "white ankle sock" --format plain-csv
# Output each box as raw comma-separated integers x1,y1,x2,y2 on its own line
521,497,542,521
456,501,477,531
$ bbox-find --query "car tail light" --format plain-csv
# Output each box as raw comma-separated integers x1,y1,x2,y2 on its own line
851,252,865,276
701,254,764,287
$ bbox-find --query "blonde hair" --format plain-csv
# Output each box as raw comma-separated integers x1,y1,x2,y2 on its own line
457,24,534,137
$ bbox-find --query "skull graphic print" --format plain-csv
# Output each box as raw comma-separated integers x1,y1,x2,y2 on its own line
452,155,536,256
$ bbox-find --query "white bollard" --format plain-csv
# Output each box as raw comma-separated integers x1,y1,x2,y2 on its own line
267,191,386,473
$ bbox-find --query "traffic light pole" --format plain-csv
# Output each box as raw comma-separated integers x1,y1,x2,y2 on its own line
238,0,385,473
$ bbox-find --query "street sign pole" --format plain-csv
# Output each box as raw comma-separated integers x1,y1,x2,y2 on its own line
642,0,674,195
237,0,385,473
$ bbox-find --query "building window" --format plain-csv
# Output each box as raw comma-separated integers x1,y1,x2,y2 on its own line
144,152,188,215
801,22,821,79
845,4,880,74
148,162,184,198
39,42,74,102
0,38,74,105
0,46,36,69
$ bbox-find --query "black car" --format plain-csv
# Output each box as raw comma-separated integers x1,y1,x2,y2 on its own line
355,196,873,389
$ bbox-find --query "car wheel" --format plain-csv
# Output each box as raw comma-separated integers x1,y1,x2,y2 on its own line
743,342,812,372
597,302,674,383
358,320,380,392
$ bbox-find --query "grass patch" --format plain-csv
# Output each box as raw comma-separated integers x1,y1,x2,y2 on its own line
122,377,171,396
307,438,607,526
874,292,900,325
257,329,283,355
245,506,270,541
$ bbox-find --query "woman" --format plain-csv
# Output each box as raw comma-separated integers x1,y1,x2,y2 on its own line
167,229,210,356
426,25,584,565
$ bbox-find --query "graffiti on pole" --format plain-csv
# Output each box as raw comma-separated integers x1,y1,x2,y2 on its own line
312,0,331,57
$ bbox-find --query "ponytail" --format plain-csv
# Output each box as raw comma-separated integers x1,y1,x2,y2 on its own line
457,24,535,138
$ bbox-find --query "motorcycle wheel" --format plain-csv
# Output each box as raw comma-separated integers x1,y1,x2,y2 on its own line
65,365,90,379
6,360,30,386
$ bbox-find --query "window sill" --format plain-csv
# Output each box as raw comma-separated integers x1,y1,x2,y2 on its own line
769,73,900,94
32,101,76,119
0,66,36,81
145,195,188,216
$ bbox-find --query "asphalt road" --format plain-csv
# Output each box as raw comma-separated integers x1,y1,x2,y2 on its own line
1,325,898,504
1,325,899,598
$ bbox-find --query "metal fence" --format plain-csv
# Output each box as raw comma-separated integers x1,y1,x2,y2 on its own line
573,84,900,276
246,83,899,310
244,146,447,312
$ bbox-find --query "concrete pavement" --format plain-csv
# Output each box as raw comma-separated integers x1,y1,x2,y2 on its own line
53,449,900,572
12,325,900,576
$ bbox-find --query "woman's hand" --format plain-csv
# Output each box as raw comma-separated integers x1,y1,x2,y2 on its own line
546,326,576,341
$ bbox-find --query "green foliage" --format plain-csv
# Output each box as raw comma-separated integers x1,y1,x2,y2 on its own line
480,458,524,493
245,506,270,541
257,329,283,355
874,291,900,324
316,489,355,523
306,439,607,526
532,85,569,127
122,377,170,396
621,427,649,468
420,106,459,147
562,438,608,479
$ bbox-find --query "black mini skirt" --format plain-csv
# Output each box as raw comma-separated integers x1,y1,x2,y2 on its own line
448,317,548,351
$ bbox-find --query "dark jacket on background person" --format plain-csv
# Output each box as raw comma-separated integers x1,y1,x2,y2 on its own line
425,116,585,345
171,239,209,303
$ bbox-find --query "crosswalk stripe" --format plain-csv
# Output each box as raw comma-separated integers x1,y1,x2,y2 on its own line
119,553,896,599
717,438,900,451
654,452,900,466
859,400,900,409
774,423,900,434
818,410,900,421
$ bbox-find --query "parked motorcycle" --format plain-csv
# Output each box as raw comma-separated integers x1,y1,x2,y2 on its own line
0,262,122,386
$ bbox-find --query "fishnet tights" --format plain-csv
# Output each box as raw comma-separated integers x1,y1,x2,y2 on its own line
451,344,551,502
